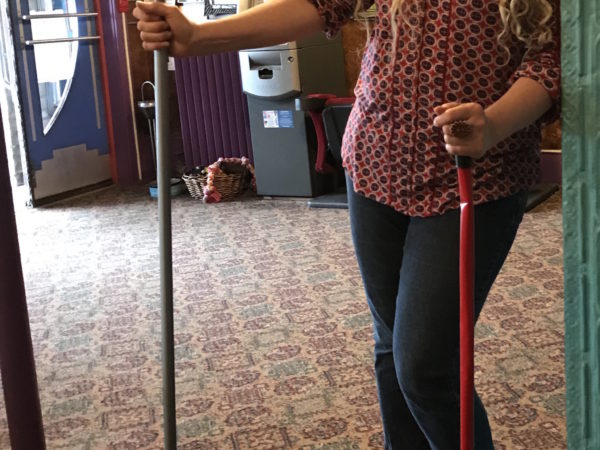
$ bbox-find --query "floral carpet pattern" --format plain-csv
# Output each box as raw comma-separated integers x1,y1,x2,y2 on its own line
0,187,565,449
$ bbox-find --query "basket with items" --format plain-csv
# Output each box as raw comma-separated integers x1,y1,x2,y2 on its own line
182,157,256,203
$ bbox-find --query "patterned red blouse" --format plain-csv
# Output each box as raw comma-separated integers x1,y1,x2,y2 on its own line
308,0,561,216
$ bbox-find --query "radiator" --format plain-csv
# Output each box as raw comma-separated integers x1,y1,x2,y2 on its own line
174,52,253,168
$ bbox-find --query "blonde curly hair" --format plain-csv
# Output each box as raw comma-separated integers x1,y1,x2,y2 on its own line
358,0,555,51
496,0,554,50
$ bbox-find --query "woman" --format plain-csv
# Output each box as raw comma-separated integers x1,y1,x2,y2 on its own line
134,1,560,448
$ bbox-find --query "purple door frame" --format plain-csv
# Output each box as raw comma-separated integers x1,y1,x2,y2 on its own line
0,115,46,449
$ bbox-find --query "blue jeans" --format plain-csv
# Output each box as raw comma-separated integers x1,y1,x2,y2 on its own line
346,176,527,450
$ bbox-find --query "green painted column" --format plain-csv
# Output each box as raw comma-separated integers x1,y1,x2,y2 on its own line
562,1,600,449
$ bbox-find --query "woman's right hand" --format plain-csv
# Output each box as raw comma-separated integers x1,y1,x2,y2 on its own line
133,1,196,56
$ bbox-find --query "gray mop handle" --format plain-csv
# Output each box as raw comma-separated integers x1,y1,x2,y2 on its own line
154,10,177,449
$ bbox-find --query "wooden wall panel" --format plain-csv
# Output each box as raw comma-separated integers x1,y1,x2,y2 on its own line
341,21,369,96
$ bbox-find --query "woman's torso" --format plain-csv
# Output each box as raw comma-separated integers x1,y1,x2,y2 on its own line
344,0,554,216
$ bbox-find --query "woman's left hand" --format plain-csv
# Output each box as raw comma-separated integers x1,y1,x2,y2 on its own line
433,102,497,160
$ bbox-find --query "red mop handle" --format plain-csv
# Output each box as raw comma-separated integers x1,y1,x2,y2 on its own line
456,155,474,450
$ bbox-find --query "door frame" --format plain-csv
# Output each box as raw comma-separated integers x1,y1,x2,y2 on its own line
0,0,32,199
561,1,600,448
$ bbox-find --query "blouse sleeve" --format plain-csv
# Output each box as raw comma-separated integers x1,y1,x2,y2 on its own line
508,1,561,125
306,0,374,38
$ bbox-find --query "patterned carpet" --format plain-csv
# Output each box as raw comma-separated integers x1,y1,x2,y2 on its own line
0,187,565,449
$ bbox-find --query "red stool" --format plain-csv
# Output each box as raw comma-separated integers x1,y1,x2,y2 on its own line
295,94,355,208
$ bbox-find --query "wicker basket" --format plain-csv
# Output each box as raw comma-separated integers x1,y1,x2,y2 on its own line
182,159,252,202
182,167,208,200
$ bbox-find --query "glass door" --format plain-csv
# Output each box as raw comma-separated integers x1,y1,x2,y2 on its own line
29,0,81,135
4,0,109,204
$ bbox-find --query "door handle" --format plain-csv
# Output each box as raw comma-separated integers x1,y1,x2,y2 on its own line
21,12,98,20
24,36,100,46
